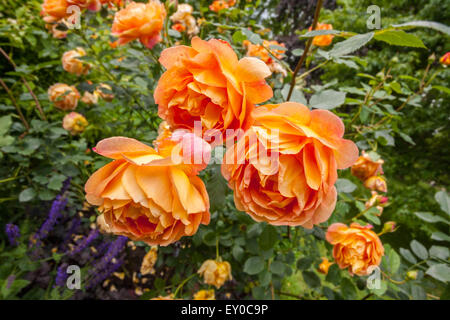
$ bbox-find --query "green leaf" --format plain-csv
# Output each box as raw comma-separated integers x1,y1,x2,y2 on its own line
259,224,278,251
207,165,228,210
244,257,265,275
414,211,449,225
392,21,450,35
425,264,450,283
19,188,35,202
411,284,426,300
398,132,416,145
429,246,449,260
232,30,246,43
399,248,417,264
364,208,381,225
388,249,401,274
374,30,426,48
329,32,374,58
300,29,341,38
410,240,428,260
340,278,357,299
435,191,450,216
431,232,450,242
371,280,388,297
47,174,67,191
258,270,271,286
297,257,313,270
0,115,12,136
335,178,357,193
281,86,307,105
241,28,262,44
431,85,450,95
325,264,341,285
309,89,346,110
232,246,244,261
270,261,285,275
302,271,321,288
375,130,395,146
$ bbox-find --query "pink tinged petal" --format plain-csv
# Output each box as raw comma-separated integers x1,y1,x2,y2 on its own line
235,57,272,82
303,144,322,190
94,137,156,160
159,45,193,69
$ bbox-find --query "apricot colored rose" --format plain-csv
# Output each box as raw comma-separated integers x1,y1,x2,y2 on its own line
154,37,273,141
84,134,210,246
243,39,285,65
41,0,70,22
222,102,359,227
364,175,387,193
81,91,98,105
309,23,334,47
440,52,450,66
94,83,114,101
48,83,80,110
209,0,228,12
318,257,334,274
62,112,88,135
193,289,215,300
111,1,166,49
62,47,90,76
326,222,384,276
351,150,384,182
45,23,68,39
170,4,198,36
198,259,232,289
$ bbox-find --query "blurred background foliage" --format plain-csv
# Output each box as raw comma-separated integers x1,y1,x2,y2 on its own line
0,0,448,300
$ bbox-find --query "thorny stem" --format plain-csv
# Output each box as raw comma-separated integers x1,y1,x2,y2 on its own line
0,78,29,130
0,47,46,121
286,0,323,101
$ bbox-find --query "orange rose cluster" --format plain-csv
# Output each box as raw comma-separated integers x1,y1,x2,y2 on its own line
351,150,387,193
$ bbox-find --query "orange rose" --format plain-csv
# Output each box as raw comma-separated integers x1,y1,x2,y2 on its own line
318,257,334,274
439,52,450,66
62,47,90,76
41,0,70,23
48,83,80,110
351,151,384,182
222,102,359,227
154,37,273,141
94,83,115,101
111,1,166,49
62,112,88,135
326,222,384,276
198,259,232,289
81,91,98,105
209,0,228,12
84,134,210,246
309,23,334,47
100,0,123,7
243,39,285,65
172,23,186,33
45,23,68,39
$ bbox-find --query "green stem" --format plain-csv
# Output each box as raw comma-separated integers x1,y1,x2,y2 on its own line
173,273,197,298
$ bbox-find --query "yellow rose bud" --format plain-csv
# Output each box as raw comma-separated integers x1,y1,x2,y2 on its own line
364,176,388,193
140,246,158,276
193,289,215,300
406,270,418,280
318,257,334,275
62,112,88,135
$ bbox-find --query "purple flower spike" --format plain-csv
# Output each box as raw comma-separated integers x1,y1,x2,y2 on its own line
5,223,20,246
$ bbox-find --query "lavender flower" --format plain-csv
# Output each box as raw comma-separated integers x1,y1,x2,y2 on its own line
61,217,81,249
5,223,20,246
86,259,123,290
70,229,99,257
54,263,69,287
61,177,72,195
33,195,67,243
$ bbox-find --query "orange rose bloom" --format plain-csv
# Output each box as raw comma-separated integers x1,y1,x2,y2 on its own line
154,37,273,141
351,151,384,182
48,83,80,110
41,0,70,23
439,52,450,66
172,23,186,33
84,134,210,246
111,1,166,49
198,259,232,289
243,39,285,65
100,0,123,7
62,112,88,135
318,257,334,274
326,222,384,276
222,102,359,227
62,47,90,76
309,23,334,47
45,23,68,39
209,0,228,12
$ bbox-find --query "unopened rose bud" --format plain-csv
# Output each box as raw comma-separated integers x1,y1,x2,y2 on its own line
381,221,397,234
380,196,388,204
406,270,418,280
428,53,436,64
364,176,387,193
